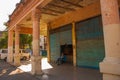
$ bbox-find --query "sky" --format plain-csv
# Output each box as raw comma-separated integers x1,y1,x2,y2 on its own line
0,0,21,31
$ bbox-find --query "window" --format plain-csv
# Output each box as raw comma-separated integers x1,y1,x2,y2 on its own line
2,50,8,53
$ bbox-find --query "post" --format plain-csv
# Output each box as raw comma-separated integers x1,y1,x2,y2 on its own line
72,22,77,67
31,8,42,75
7,30,13,63
14,27,20,66
47,24,51,62
100,0,120,80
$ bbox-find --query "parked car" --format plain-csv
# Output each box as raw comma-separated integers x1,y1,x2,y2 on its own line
20,49,30,60
0,49,30,61
0,49,8,61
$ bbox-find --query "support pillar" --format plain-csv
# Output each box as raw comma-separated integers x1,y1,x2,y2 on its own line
7,30,13,63
14,27,20,66
47,24,51,62
72,22,77,67
100,0,120,80
31,8,42,75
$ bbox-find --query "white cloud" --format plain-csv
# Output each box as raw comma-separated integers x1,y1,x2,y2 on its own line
0,0,20,31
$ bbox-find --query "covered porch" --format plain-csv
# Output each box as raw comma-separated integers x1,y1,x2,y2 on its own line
6,0,120,80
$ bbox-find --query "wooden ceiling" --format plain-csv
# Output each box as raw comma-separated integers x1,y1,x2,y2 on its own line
14,0,99,35
40,0,98,17
40,0,98,22
19,0,98,26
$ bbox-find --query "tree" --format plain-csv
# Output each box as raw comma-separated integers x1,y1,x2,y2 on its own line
20,34,32,49
0,32,32,49
0,32,8,49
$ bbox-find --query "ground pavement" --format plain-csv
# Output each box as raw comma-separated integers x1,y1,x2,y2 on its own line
0,60,38,80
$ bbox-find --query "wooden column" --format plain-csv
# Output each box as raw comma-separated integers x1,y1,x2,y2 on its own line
72,22,77,67
31,8,42,75
47,24,51,62
7,30,13,63
100,0,120,80
14,27,20,66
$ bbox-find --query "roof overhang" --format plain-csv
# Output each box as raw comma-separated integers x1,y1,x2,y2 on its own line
6,0,120,34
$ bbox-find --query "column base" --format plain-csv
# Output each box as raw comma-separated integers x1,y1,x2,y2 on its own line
100,59,120,80
31,56,42,75
14,54,21,66
7,54,13,63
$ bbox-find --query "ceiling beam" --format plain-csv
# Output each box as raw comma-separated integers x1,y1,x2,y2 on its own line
60,0,83,8
48,3,75,11
42,11,58,16
19,27,32,34
42,7,65,14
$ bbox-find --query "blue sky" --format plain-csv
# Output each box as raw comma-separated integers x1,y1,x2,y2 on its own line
0,0,21,31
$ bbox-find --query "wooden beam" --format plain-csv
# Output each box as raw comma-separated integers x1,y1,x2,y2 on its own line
48,3,75,11
46,24,51,62
7,0,53,30
60,0,83,8
50,1,101,29
72,22,77,67
19,27,32,34
42,8,65,14
42,11,58,16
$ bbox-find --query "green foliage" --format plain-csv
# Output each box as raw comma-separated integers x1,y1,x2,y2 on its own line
20,34,32,49
0,32,8,49
0,32,32,49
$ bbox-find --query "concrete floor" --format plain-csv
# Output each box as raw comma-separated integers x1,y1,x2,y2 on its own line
40,63,102,80
0,59,102,80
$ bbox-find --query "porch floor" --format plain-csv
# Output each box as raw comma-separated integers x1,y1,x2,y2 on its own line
20,58,102,80
40,63,102,80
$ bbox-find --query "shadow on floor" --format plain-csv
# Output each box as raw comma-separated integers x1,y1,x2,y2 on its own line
0,60,38,80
